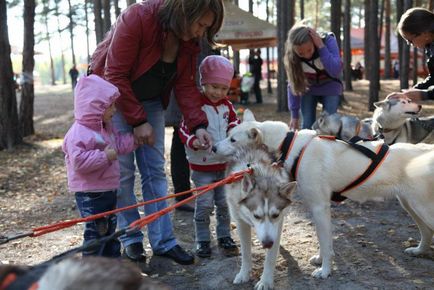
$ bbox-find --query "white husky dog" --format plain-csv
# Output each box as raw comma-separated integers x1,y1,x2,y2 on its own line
222,145,296,290
214,109,434,279
372,96,434,144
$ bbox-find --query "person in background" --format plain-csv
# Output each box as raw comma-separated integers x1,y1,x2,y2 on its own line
179,55,240,258
284,22,343,130
248,49,263,104
240,71,254,105
389,7,434,101
62,75,137,258
165,92,194,212
89,0,225,266
69,65,79,90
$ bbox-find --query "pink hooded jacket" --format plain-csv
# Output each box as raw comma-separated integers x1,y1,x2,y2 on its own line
62,75,136,192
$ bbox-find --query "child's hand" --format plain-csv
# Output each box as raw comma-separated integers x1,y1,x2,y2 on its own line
104,146,117,161
192,139,202,150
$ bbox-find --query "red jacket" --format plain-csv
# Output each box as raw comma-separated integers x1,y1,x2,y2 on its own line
90,0,207,130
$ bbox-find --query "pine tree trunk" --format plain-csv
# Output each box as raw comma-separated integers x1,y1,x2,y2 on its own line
103,0,111,34
114,0,121,18
20,0,36,137
0,0,22,149
399,0,412,89
93,0,104,44
343,0,352,91
126,0,136,6
330,0,341,49
67,0,76,66
85,0,91,63
42,0,56,85
277,0,294,112
384,0,391,79
54,0,66,84
368,0,380,111
364,0,370,78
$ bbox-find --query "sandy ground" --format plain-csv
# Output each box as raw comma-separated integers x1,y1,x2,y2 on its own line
0,81,433,289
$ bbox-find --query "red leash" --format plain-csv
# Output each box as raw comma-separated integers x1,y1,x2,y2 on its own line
0,168,252,244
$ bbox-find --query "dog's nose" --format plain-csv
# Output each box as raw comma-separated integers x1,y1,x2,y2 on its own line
262,240,274,249
211,146,217,153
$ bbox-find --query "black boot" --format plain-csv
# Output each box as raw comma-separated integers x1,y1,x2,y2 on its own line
122,243,146,262
155,245,194,265
195,241,211,258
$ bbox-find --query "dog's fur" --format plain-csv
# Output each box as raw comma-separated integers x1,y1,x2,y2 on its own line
372,97,434,144
214,109,434,279
223,145,296,289
312,111,374,141
0,257,169,290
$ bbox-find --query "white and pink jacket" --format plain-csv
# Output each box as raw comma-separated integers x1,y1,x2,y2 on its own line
179,95,240,172
62,75,136,192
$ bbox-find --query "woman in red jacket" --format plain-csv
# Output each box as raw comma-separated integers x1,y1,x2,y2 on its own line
90,0,224,266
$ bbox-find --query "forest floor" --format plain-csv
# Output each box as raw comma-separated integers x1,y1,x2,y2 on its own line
1,80,434,290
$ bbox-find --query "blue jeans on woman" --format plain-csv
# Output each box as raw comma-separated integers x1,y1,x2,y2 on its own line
75,190,120,257
191,170,231,242
301,94,341,129
112,99,177,255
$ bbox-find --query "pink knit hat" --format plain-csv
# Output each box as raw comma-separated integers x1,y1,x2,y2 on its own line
199,55,234,87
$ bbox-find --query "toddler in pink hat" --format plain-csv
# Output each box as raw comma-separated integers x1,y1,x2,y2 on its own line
179,55,240,258
199,55,234,103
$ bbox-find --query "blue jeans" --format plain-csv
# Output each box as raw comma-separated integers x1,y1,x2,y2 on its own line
112,100,177,254
191,170,231,242
301,94,341,129
75,190,120,258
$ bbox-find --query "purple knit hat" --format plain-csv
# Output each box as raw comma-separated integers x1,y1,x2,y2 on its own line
199,55,234,87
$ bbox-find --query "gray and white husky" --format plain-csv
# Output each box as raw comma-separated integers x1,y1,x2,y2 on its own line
372,97,434,144
312,111,373,141
214,109,434,280
223,145,296,290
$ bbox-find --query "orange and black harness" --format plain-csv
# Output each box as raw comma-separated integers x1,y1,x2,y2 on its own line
278,131,389,203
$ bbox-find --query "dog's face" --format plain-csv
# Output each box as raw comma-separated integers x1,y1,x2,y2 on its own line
213,109,263,156
239,166,296,249
312,112,342,135
374,97,422,121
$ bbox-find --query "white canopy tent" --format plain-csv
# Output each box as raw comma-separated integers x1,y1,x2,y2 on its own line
215,1,277,50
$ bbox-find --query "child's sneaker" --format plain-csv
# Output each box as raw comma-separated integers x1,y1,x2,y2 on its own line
196,241,211,258
218,237,239,257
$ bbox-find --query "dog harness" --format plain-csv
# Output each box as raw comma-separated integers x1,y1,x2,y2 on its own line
278,132,389,203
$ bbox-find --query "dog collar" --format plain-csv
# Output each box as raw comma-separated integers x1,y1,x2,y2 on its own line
277,131,300,179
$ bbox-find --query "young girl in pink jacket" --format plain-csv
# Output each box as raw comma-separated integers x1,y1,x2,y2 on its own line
62,75,136,257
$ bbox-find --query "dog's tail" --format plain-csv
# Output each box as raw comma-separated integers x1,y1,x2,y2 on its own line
405,150,434,179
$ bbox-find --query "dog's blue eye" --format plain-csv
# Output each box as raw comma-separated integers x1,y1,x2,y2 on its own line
253,214,261,219
230,137,236,143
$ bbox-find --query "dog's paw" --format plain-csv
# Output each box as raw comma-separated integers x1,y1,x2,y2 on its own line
254,278,274,290
404,246,425,256
309,255,322,266
311,267,331,279
233,271,250,284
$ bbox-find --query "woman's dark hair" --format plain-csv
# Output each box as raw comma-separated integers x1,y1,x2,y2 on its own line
158,0,224,47
397,7,434,36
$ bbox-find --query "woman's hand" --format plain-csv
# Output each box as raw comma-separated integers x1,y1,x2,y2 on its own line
309,28,324,49
195,128,213,151
289,118,299,131
133,122,155,146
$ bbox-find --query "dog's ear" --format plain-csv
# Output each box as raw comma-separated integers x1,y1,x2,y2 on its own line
241,173,255,199
374,100,387,108
248,128,263,144
279,181,297,201
243,109,256,122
